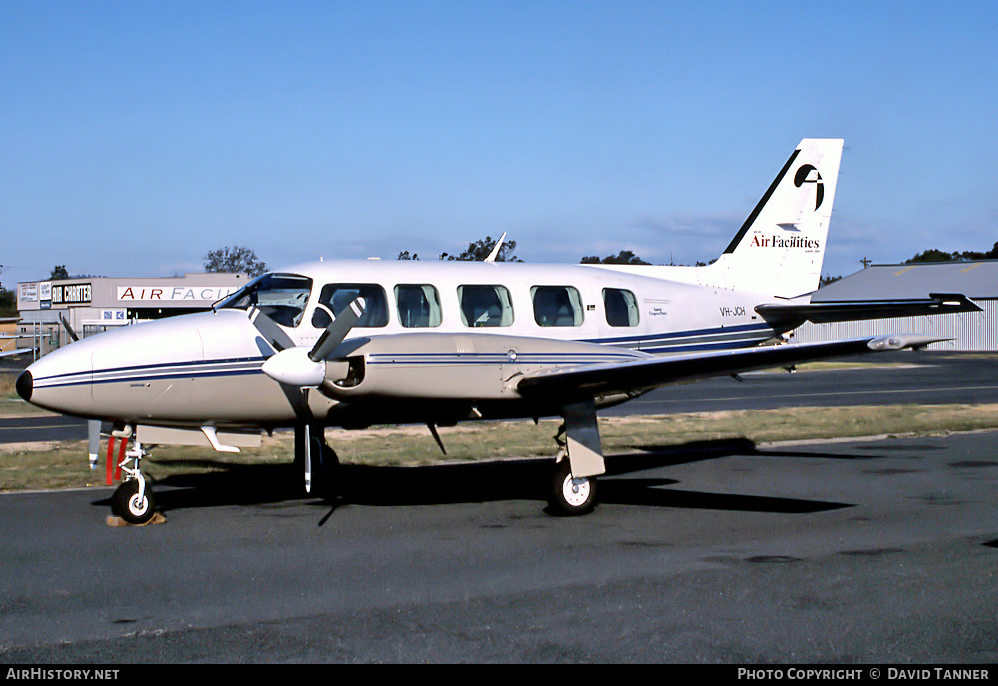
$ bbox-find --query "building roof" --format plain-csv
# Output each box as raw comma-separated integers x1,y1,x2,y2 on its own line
813,261,998,301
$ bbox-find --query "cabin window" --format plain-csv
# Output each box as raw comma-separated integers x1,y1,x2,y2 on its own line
458,285,514,327
603,288,639,327
218,273,312,328
312,283,389,328
395,284,442,328
531,286,584,327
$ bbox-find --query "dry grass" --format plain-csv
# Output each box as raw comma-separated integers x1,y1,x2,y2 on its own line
0,372,17,400
0,371,49,416
4,403,998,492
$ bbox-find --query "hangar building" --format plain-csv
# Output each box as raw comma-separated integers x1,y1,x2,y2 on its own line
794,261,998,351
16,272,247,357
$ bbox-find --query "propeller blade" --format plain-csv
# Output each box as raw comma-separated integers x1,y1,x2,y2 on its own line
309,297,365,362
303,410,313,493
248,306,295,352
60,314,80,342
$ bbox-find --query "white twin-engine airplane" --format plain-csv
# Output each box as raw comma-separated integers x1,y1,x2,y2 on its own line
16,139,980,523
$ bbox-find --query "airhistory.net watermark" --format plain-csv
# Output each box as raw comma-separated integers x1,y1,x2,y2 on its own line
6,670,118,681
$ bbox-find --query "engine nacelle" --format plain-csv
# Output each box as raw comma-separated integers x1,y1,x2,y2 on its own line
320,332,646,402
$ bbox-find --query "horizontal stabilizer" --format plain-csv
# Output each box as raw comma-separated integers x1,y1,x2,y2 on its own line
755,293,981,329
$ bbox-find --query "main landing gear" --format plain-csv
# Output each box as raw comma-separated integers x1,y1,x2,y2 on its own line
546,399,605,516
548,451,597,516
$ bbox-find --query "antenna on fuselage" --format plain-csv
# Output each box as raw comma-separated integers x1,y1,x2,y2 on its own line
484,233,507,263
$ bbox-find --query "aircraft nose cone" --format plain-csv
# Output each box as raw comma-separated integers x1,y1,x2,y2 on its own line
15,370,32,402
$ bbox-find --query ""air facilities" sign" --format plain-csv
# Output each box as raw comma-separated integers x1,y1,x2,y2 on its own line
116,286,239,302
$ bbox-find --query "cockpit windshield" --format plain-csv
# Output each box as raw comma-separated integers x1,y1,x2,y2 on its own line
218,273,313,328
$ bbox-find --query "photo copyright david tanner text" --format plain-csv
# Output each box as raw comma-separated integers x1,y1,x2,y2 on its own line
737,668,990,680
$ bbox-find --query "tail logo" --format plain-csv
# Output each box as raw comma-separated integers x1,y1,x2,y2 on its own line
794,164,824,211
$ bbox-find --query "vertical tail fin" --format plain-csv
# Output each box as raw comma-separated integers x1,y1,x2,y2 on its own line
706,138,844,298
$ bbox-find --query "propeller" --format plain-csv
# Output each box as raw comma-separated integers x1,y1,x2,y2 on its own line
260,297,365,386
249,298,366,493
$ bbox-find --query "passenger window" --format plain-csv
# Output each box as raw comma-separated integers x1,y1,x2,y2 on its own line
395,284,442,328
458,285,514,327
531,286,584,327
603,288,639,327
312,283,389,328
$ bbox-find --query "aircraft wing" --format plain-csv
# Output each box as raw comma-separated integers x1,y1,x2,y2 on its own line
0,347,31,358
755,293,980,329
516,335,941,401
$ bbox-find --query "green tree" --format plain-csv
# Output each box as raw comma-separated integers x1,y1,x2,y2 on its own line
49,265,69,280
580,250,649,265
0,283,15,317
441,236,520,262
204,246,267,276
904,241,998,263
904,249,959,263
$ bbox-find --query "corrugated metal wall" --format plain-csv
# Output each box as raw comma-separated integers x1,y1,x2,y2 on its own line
793,299,998,351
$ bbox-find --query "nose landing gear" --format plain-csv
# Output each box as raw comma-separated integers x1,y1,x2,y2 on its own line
106,427,159,526
112,476,156,525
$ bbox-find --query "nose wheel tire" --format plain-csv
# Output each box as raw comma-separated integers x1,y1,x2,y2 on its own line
548,459,597,516
112,479,156,525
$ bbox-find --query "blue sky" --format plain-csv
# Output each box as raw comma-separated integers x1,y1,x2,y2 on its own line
3,1,997,284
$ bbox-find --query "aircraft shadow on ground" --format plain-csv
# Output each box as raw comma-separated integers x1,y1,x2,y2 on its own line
92,437,859,518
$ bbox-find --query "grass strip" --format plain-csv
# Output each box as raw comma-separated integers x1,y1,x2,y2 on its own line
3,403,998,492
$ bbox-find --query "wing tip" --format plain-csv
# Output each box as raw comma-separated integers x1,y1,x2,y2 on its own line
867,335,948,351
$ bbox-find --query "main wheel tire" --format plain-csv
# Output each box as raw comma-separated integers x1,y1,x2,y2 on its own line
548,459,597,516
112,480,156,525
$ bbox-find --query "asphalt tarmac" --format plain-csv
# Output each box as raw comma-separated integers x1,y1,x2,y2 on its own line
2,428,997,663
602,350,998,415
2,351,997,663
